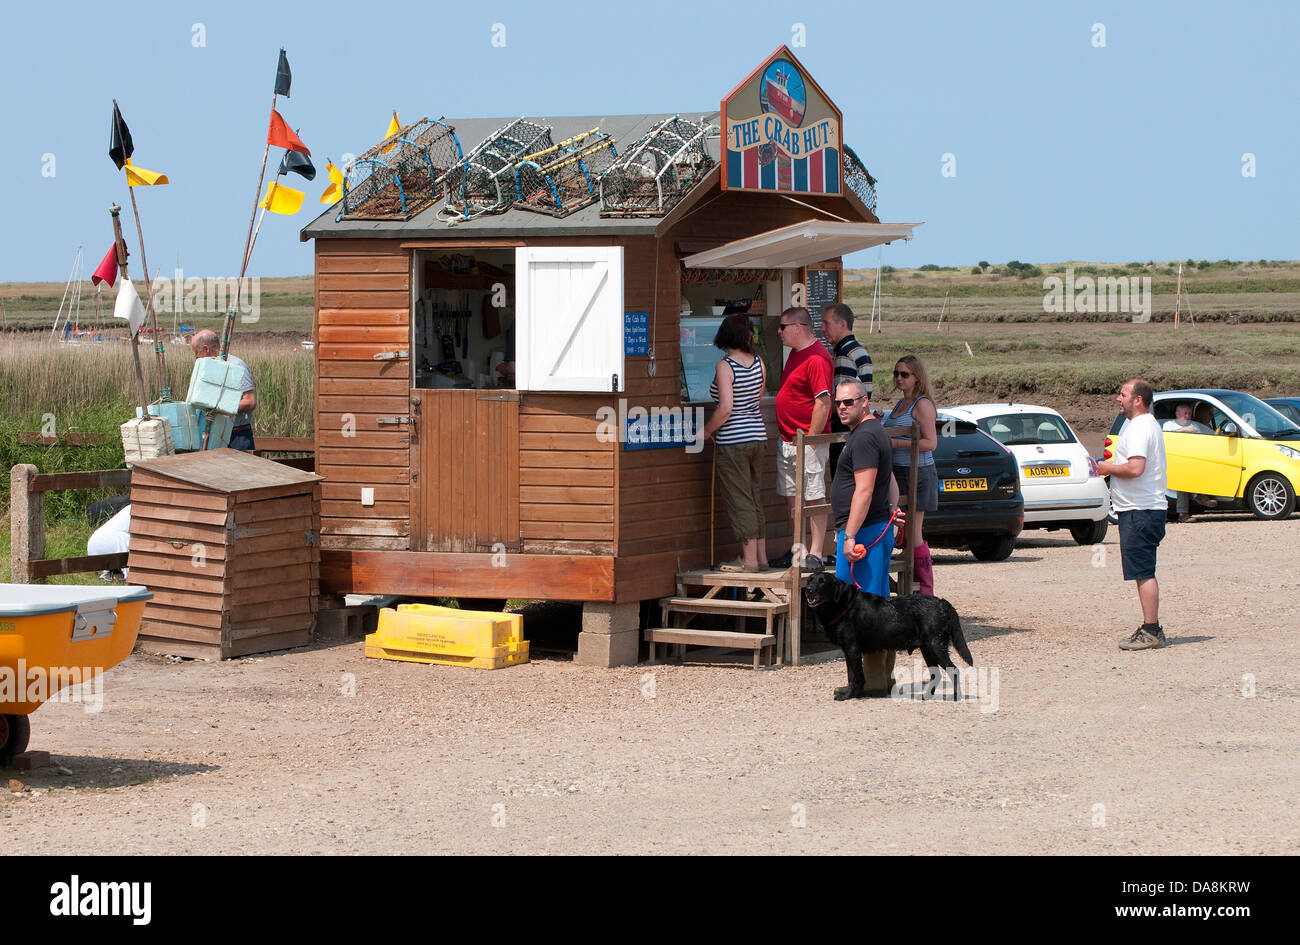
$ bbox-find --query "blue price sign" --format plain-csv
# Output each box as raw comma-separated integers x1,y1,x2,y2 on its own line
624,311,649,356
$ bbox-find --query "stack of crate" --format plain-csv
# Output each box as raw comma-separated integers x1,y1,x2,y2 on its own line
126,449,322,659
120,417,175,464
365,603,529,669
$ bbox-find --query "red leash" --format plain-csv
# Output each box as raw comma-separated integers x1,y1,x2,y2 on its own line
847,508,901,591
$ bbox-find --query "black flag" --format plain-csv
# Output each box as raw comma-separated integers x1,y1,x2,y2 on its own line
274,48,292,97
109,103,134,170
278,147,316,181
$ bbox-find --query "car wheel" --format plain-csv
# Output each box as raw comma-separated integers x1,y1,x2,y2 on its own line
1069,519,1108,545
1245,473,1296,520
0,714,31,765
969,536,1014,561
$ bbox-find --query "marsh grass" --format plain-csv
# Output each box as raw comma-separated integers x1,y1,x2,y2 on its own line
1,336,313,520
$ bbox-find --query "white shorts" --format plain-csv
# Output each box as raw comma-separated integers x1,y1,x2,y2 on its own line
777,440,829,500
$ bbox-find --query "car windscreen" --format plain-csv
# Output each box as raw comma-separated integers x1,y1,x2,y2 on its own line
935,419,1007,459
1214,391,1300,439
977,413,1077,446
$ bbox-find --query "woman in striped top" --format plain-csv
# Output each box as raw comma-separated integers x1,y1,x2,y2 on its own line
702,314,769,571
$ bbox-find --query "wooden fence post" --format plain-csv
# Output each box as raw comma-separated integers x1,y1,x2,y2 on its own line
10,464,44,584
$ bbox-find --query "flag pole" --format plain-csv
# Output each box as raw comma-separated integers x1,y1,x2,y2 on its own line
114,100,171,402
226,89,278,362
109,203,153,417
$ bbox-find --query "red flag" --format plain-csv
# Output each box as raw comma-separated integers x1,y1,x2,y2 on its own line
91,244,122,287
268,110,311,155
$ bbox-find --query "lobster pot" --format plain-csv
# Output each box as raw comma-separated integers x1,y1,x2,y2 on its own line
443,118,553,218
600,116,716,216
126,450,322,660
841,144,878,215
341,117,464,220
515,131,618,217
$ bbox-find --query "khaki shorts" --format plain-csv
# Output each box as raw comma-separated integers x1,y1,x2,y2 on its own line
777,439,829,500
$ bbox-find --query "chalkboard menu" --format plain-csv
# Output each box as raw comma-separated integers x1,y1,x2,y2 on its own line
807,267,840,347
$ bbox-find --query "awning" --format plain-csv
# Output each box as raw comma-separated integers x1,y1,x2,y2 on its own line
681,219,922,270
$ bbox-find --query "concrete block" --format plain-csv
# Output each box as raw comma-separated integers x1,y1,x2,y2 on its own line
314,605,378,642
581,601,640,636
575,629,641,668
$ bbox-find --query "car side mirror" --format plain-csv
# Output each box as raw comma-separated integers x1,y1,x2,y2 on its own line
1222,422,1239,437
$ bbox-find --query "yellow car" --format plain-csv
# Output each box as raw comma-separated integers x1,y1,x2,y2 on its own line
1104,389,1300,519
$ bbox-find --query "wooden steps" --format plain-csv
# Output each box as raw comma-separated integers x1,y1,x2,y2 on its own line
645,627,778,670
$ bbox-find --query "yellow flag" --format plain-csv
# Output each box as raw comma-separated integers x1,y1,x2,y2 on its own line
320,161,344,204
382,110,402,153
260,180,305,215
124,158,169,187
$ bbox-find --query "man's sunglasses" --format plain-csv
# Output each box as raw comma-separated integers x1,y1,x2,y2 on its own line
834,396,863,407
778,322,800,331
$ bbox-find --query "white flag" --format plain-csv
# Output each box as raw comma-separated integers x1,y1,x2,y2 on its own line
113,277,147,336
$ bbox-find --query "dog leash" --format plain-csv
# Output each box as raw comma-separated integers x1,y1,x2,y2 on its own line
848,508,902,591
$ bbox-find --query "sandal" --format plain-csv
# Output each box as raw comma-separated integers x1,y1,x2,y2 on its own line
717,557,756,572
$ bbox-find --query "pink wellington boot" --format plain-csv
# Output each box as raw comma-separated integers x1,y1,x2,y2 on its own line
912,542,934,596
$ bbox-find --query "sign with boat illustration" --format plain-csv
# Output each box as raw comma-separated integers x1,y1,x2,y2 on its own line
721,46,843,196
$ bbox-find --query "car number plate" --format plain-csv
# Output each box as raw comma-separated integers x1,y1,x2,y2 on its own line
940,477,987,492
1022,464,1070,478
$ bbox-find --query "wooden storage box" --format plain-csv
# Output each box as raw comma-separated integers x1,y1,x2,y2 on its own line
126,449,323,659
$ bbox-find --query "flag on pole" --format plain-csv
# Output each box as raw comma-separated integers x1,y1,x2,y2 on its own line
260,180,305,215
267,110,311,154
382,110,402,153
274,48,292,97
320,161,344,204
91,244,121,287
278,148,316,181
113,277,147,335
109,103,134,170
123,159,169,187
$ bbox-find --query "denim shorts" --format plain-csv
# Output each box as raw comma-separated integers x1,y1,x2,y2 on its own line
1117,508,1165,581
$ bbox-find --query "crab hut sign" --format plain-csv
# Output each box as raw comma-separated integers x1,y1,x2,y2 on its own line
721,46,842,195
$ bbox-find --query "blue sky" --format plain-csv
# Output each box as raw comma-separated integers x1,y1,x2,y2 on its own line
2,0,1296,280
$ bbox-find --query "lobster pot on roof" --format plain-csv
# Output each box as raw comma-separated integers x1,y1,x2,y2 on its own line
599,116,716,217
341,117,463,220
514,130,618,218
442,118,553,218
841,144,878,215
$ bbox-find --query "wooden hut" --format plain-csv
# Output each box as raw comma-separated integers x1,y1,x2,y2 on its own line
127,449,323,659
300,46,919,666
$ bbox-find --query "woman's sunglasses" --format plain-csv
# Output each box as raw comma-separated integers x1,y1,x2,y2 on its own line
893,369,912,378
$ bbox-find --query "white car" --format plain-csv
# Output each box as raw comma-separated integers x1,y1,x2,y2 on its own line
941,403,1111,544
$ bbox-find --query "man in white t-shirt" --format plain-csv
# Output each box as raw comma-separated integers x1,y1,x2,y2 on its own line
1096,379,1168,650
190,329,257,451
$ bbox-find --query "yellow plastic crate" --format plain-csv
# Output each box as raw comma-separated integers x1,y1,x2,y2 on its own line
363,637,529,670
364,605,529,670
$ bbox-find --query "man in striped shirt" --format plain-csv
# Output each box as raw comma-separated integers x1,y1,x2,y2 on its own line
823,303,873,471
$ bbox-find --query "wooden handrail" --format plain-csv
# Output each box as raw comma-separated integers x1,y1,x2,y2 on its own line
10,463,132,585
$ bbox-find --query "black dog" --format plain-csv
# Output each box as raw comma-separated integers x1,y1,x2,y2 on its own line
803,571,974,701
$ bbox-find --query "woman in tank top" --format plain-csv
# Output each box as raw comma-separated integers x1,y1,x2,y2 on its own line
881,354,939,594
702,314,769,571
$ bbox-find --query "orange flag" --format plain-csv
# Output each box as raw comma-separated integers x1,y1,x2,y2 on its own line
267,110,311,155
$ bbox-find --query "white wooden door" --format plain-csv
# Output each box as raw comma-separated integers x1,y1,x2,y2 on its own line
515,246,624,392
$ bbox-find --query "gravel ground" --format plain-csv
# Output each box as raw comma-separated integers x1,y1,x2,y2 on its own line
4,514,1297,855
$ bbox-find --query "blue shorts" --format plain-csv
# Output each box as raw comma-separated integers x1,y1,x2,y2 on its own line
1117,509,1165,581
229,426,256,452
834,520,895,597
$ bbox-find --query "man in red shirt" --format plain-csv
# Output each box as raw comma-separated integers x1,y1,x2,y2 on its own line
775,306,833,569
